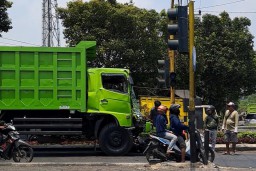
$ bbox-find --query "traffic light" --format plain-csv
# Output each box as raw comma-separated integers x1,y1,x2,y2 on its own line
156,59,170,88
167,6,188,54
170,72,176,87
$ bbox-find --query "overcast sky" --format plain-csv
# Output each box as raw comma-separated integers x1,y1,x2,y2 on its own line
0,0,255,49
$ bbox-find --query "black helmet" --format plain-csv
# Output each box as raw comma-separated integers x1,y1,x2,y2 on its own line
206,105,215,114
169,104,181,115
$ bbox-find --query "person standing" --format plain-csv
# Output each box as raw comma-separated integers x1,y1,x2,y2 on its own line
204,105,219,151
170,104,189,162
155,105,177,154
222,102,239,155
149,100,161,127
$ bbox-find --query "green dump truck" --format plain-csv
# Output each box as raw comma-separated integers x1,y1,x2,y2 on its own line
0,41,144,155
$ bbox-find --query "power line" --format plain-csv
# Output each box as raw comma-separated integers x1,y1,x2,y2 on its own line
196,0,246,10
0,37,40,46
202,10,256,14
0,41,20,46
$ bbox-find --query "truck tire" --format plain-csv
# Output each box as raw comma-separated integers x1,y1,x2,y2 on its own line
99,124,133,156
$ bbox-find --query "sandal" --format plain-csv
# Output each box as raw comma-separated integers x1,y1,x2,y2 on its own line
231,152,236,155
223,152,230,155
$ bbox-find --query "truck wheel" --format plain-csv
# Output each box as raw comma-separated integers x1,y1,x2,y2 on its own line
99,124,133,156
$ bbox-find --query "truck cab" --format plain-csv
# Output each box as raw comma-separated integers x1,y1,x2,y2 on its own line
87,68,133,127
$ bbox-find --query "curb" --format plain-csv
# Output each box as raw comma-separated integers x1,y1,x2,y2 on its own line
215,144,256,152
0,162,147,167
0,161,210,168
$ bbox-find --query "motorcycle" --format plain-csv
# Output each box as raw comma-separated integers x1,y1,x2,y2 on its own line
143,129,215,164
0,123,34,162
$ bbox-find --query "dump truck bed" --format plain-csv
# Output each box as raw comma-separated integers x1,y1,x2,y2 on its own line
0,41,96,112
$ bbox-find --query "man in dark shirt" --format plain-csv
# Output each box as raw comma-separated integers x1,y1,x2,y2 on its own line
155,105,177,154
204,105,219,151
170,104,189,162
149,100,161,127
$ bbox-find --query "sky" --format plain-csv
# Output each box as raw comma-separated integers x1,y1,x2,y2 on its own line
0,0,255,49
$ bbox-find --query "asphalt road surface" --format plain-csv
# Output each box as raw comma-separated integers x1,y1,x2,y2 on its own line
214,150,256,169
1,149,256,171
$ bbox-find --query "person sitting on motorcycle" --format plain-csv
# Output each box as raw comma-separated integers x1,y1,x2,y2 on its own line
155,105,177,155
149,100,161,127
170,104,189,162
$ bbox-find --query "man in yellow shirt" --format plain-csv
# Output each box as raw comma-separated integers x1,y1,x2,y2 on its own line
222,102,239,155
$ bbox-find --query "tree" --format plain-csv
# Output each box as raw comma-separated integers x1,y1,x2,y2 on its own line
0,0,12,37
193,12,256,112
58,0,167,95
58,1,256,111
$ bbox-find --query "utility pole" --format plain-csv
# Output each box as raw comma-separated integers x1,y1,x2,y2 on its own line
168,0,196,163
42,0,60,47
188,0,197,163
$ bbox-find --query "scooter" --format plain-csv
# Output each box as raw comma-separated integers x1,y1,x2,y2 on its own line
143,129,214,164
0,122,34,162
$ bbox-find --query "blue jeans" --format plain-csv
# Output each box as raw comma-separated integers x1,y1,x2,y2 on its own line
209,129,217,150
158,131,177,151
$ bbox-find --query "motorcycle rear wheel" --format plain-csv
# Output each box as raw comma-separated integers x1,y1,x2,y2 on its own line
196,134,208,165
145,146,166,163
13,145,34,162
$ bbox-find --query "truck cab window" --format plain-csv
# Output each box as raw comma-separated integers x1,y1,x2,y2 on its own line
102,74,128,93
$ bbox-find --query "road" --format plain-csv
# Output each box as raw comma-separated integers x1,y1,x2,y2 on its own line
1,149,256,171
214,150,256,169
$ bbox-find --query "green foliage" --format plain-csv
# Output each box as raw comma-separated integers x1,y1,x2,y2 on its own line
193,12,256,112
58,2,256,106
238,94,256,112
238,131,256,139
0,0,12,36
58,0,167,95
217,131,256,144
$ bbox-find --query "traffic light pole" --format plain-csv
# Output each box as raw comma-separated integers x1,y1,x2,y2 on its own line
188,1,197,163
169,50,175,104
170,0,175,104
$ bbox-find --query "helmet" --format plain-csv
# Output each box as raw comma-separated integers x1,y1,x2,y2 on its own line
157,105,167,113
169,104,181,115
206,105,215,114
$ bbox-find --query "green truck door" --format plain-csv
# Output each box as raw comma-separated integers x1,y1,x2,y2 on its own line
98,74,131,124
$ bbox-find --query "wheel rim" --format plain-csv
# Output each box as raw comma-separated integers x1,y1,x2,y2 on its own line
14,146,33,162
109,131,123,147
146,151,154,162
145,147,166,163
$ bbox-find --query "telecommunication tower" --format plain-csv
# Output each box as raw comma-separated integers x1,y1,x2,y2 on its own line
42,0,60,47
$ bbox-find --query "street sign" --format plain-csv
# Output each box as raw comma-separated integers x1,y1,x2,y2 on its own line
192,46,196,72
